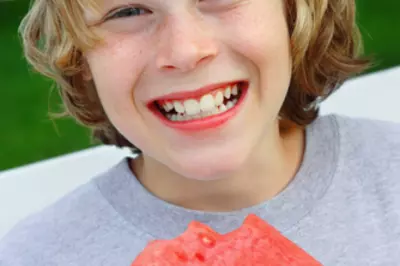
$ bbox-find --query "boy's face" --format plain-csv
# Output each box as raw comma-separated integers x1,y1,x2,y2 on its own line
85,0,292,180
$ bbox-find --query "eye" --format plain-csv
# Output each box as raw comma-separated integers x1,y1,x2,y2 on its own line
106,6,150,20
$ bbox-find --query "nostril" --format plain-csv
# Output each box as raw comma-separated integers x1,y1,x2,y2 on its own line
163,65,176,70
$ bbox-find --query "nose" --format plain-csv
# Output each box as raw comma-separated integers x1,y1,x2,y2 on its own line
155,14,218,73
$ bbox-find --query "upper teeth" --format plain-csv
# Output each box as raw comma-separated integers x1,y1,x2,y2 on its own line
163,102,174,112
161,84,240,115
183,99,200,115
224,86,231,99
200,94,217,112
173,101,185,113
232,85,238,95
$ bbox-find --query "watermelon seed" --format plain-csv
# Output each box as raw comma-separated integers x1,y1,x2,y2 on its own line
195,252,206,262
174,251,188,261
199,233,216,248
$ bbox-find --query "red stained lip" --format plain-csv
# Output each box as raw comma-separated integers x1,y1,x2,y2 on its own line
147,80,245,104
148,81,249,132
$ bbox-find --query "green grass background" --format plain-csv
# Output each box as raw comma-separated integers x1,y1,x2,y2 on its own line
1,1,399,171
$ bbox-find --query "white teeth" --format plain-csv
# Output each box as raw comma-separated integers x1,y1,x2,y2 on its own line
224,86,231,99
163,102,174,112
173,101,185,113
166,100,238,121
200,94,216,112
219,104,227,112
181,114,190,121
215,91,224,106
232,84,238,96
201,108,218,118
226,101,234,109
163,83,243,121
183,99,200,115
201,111,211,118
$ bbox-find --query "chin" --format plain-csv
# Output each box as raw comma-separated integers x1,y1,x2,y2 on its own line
167,145,251,181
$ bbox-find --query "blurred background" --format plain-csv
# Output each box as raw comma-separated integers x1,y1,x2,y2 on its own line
1,1,399,171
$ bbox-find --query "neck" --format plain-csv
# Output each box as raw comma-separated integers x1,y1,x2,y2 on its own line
131,124,305,212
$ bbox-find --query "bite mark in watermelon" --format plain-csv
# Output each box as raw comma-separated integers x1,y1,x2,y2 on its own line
131,214,322,265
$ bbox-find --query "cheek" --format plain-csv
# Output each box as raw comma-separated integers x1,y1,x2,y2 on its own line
221,0,292,118
85,35,155,149
221,0,291,71
238,2,292,101
86,35,148,109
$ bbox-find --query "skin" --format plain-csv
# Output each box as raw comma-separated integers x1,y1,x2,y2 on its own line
84,0,305,212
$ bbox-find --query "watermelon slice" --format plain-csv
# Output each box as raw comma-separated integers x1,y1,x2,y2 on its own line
131,214,322,265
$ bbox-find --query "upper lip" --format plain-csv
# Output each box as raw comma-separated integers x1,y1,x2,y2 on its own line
148,80,245,103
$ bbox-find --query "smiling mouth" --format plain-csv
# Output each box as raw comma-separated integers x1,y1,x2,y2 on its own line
152,81,248,122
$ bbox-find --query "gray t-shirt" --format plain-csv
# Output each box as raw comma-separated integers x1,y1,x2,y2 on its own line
1,114,400,266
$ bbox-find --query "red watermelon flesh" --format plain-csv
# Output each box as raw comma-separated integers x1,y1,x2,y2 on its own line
131,214,322,265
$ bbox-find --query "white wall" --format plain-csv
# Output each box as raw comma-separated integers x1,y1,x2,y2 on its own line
0,146,131,239
320,66,400,122
0,66,399,239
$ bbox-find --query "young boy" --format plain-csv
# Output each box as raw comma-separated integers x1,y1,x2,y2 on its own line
1,0,399,265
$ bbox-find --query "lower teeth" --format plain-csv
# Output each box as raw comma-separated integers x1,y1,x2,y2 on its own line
166,98,238,122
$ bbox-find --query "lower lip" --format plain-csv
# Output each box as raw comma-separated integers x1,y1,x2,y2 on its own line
150,86,248,131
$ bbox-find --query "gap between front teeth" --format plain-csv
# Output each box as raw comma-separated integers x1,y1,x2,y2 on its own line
167,98,238,121
161,84,239,116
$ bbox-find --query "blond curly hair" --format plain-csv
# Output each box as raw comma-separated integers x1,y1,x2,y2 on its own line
19,0,370,151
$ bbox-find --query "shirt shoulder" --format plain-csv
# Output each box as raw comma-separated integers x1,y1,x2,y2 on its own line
0,165,147,266
0,182,97,265
331,114,400,205
333,115,400,166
